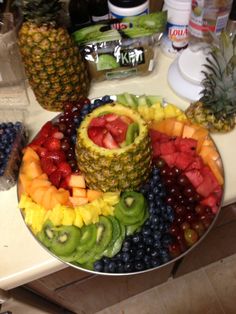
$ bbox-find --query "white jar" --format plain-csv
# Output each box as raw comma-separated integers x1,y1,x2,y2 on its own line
161,0,191,58
108,0,149,19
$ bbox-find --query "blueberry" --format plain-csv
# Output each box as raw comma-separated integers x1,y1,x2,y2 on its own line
93,99,103,108
145,246,153,254
161,234,174,247
94,260,104,272
124,262,134,272
116,261,125,273
143,236,153,246
153,186,160,195
151,258,161,268
132,234,142,244
153,231,162,240
102,95,112,103
122,252,131,263
148,193,154,201
150,249,159,258
144,255,151,264
135,249,145,260
142,227,151,237
137,242,145,250
107,261,117,273
153,240,162,249
102,257,110,264
152,174,160,183
161,255,171,263
134,261,145,271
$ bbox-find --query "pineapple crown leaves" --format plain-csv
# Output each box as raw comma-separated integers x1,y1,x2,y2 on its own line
200,31,236,118
20,0,62,24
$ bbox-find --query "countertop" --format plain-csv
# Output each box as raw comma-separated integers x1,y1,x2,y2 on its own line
1,51,236,291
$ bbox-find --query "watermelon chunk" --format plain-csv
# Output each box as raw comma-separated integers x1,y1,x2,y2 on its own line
175,152,194,170
184,169,204,188
174,138,197,156
149,129,169,143
186,156,204,171
161,153,178,167
160,140,176,155
152,142,161,158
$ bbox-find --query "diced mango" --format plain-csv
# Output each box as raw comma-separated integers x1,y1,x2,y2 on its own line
87,189,103,202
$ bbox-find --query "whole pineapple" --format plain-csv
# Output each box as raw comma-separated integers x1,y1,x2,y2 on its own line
76,103,152,192
186,31,236,133
18,0,90,111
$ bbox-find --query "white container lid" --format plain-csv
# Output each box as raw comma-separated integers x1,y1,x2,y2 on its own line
164,0,191,11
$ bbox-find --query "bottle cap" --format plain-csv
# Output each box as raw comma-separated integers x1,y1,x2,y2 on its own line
109,0,147,8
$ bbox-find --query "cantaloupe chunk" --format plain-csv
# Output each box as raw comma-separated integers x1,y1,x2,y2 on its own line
31,186,49,206
72,187,87,198
54,188,70,205
87,189,103,202
29,176,51,196
41,186,58,210
163,118,176,136
171,120,184,137
182,124,200,138
206,158,224,185
68,174,86,188
69,196,89,207
191,128,208,153
22,146,40,163
149,119,167,134
199,146,219,161
24,160,43,180
19,173,32,195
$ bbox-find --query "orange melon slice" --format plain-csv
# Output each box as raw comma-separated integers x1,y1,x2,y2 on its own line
87,189,103,202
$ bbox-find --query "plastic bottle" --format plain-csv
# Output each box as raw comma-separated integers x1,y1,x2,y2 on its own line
161,0,191,58
108,0,149,19
188,0,233,44
90,0,109,22
69,0,91,32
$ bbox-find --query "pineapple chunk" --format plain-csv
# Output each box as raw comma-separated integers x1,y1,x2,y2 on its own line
62,207,75,225
74,208,84,228
48,205,64,226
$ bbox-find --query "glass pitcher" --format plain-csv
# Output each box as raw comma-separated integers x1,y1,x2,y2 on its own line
0,12,29,108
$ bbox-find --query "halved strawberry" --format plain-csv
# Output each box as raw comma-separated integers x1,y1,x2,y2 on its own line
52,131,64,139
38,121,54,138
58,162,72,178
41,158,57,176
29,144,47,158
89,116,107,127
105,117,128,143
119,115,133,125
45,150,66,164
103,132,119,149
49,170,63,188
104,113,118,122
44,137,61,151
88,126,107,147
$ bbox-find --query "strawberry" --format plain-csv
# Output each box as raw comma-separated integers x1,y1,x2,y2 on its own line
88,127,107,147
104,113,118,122
52,131,64,140
119,115,133,125
38,121,54,138
44,137,61,151
89,116,107,127
45,150,66,164
49,170,63,188
103,132,119,149
30,135,46,147
41,158,57,175
105,117,128,143
58,162,72,178
29,144,47,158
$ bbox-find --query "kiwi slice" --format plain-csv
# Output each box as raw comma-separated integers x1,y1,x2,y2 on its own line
125,123,139,145
97,54,119,71
103,216,121,258
77,216,113,264
37,220,57,248
50,226,81,256
114,192,147,225
77,224,97,254
107,223,126,257
124,92,138,109
126,208,149,236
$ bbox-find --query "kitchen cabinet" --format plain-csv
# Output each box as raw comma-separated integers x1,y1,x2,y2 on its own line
26,263,174,314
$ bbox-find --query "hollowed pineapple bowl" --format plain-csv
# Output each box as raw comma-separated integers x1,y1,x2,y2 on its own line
18,93,224,275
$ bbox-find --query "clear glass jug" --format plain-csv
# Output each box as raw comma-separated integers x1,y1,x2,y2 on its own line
0,12,29,108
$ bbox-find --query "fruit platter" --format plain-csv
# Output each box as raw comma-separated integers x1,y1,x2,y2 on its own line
18,93,224,274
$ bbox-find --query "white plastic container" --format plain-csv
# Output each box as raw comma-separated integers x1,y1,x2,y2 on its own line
108,0,149,19
161,0,191,58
